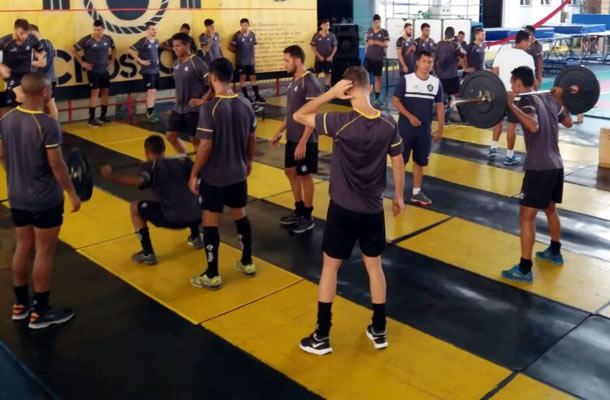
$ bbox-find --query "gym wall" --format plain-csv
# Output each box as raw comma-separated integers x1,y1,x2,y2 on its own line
0,0,317,100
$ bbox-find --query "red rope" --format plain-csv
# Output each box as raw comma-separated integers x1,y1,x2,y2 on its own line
486,0,572,47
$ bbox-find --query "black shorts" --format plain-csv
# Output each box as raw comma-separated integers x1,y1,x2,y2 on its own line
284,140,318,176
506,107,518,124
87,71,110,90
10,202,64,229
364,58,383,77
200,180,248,213
137,201,200,229
236,64,256,76
167,111,199,137
5,73,24,105
314,61,332,74
142,73,160,90
51,82,57,99
520,169,564,209
402,134,432,166
323,201,386,259
440,77,460,96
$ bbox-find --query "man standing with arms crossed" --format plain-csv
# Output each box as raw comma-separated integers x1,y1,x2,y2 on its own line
0,73,80,329
128,22,161,123
489,30,536,165
29,24,58,121
364,14,390,107
311,19,338,92
272,46,321,234
293,68,405,355
200,19,223,65
396,22,415,76
72,20,117,127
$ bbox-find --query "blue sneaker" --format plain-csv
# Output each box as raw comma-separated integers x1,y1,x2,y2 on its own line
536,248,564,266
502,265,533,283
488,148,498,159
503,155,521,165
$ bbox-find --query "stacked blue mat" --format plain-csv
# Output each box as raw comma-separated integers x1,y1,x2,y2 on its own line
544,23,606,34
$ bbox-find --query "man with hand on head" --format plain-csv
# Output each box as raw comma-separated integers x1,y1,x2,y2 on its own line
0,73,80,329
293,67,405,355
200,19,223,65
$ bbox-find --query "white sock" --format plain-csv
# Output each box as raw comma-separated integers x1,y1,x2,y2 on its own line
413,187,421,195
507,150,514,158
491,141,499,149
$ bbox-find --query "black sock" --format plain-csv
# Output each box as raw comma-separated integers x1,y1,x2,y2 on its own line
89,107,95,120
203,227,220,278
375,92,380,99
316,301,332,337
189,223,200,239
147,106,154,115
101,105,108,118
519,258,533,275
235,217,252,265
295,201,305,216
372,303,386,333
252,85,260,97
550,240,561,256
33,291,50,313
136,227,154,255
241,87,250,99
304,207,313,219
14,284,29,306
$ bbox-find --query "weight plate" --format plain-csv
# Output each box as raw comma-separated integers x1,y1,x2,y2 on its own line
458,71,507,129
67,148,93,201
554,66,600,115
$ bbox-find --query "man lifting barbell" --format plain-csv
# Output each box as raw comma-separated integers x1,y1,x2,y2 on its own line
0,73,80,329
501,66,573,283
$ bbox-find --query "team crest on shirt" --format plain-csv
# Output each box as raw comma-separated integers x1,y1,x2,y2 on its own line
427,84,433,92
81,0,169,34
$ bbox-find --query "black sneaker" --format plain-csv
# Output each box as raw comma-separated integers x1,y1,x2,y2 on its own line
280,211,301,226
366,325,388,349
254,96,266,104
291,217,315,234
28,308,74,330
132,251,158,265
88,118,102,128
12,304,31,321
299,332,332,355
99,116,112,124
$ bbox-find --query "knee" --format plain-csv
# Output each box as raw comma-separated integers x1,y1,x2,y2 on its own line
130,201,140,216
298,174,312,184
285,168,296,180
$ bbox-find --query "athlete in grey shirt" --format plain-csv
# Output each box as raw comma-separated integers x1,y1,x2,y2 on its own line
230,18,264,104
0,72,79,329
200,19,223,64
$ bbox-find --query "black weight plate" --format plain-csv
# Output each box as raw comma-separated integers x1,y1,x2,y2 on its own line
458,71,507,129
67,148,93,201
554,66,600,115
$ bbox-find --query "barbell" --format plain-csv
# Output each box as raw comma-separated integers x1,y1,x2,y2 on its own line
67,148,93,201
452,66,600,129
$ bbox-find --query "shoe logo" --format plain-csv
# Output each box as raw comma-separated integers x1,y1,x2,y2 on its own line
311,342,325,349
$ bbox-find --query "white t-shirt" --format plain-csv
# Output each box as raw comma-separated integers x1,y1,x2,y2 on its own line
492,47,535,90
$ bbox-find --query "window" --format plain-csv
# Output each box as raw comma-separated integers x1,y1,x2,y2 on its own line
541,0,551,5
520,0,532,5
